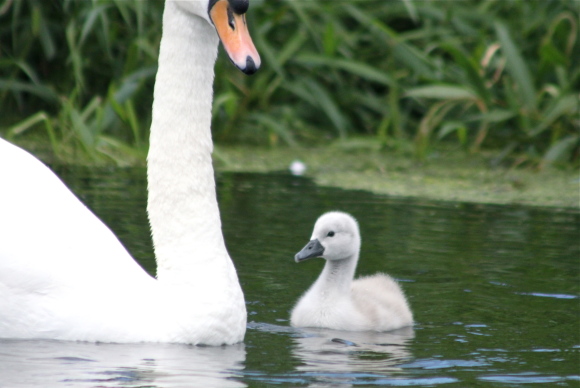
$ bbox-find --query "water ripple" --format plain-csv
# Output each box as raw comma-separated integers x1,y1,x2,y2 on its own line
478,372,577,384
516,292,578,299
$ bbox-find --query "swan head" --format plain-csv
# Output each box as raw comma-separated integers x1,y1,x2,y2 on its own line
174,0,261,75
295,211,361,263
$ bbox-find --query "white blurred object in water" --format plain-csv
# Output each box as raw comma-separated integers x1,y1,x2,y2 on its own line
290,160,307,176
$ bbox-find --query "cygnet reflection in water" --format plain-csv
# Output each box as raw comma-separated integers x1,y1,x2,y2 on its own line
292,326,415,376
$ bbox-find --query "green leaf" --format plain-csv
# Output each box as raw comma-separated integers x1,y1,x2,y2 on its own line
441,43,491,106
6,112,56,153
38,17,56,60
98,135,147,163
251,113,297,147
402,0,419,22
540,43,568,67
323,21,336,56
542,135,579,164
213,92,238,118
405,85,478,100
303,78,348,138
468,109,516,124
0,79,58,103
346,4,435,79
277,29,308,68
295,54,394,86
530,94,579,136
283,81,318,107
495,21,536,110
438,121,467,145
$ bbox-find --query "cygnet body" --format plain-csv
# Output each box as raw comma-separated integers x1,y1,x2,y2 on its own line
290,211,413,332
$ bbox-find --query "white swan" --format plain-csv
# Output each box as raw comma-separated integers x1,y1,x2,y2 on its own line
0,0,260,346
290,211,413,332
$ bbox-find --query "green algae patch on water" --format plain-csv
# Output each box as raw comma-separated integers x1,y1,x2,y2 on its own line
213,145,579,209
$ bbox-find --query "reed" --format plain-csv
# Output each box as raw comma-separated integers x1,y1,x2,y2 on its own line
1,0,578,167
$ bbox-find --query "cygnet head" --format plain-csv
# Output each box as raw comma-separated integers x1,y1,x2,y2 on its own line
295,211,361,263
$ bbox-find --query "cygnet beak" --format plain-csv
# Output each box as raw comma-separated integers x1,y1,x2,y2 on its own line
295,239,325,262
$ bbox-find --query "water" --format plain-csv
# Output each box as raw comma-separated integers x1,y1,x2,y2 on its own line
1,167,578,387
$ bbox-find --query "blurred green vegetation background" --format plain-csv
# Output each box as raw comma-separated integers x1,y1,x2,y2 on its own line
1,0,578,167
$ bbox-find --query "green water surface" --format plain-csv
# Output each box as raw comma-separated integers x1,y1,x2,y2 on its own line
1,168,577,387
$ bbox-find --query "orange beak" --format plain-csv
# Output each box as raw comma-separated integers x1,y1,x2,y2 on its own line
209,0,261,75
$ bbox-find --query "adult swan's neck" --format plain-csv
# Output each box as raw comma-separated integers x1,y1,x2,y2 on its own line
147,2,229,285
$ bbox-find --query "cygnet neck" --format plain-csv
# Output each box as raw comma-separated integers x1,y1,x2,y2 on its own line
317,254,359,293
147,2,227,285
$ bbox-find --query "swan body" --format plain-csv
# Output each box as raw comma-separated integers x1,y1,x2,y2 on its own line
0,0,260,345
290,212,413,332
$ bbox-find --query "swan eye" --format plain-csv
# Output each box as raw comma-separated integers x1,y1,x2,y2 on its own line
327,231,335,237
227,6,235,30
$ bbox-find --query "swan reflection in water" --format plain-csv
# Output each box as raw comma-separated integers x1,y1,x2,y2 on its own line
0,340,246,388
291,326,415,385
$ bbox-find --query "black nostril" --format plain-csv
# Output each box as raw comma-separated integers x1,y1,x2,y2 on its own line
242,56,258,75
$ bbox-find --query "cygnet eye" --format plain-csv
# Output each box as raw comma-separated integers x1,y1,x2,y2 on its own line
327,231,335,237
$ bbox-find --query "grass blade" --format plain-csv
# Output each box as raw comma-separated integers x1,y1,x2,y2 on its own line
295,54,394,87
0,79,58,103
405,85,478,100
494,21,536,110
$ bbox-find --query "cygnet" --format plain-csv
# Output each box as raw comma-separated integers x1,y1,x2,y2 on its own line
290,211,413,331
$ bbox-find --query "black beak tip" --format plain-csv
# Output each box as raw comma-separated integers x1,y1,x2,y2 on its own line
241,56,259,75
